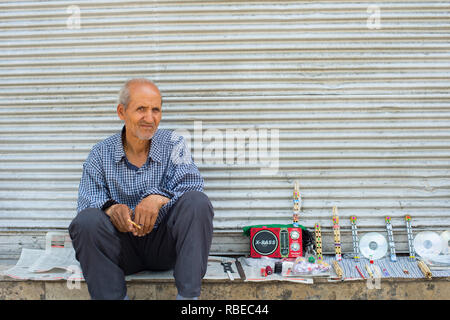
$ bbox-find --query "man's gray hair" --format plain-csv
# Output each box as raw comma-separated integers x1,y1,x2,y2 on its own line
118,78,157,109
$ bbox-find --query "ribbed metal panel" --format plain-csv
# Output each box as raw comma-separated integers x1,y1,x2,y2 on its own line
0,0,449,259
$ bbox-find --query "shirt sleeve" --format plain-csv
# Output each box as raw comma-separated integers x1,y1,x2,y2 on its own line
148,134,204,227
77,148,111,213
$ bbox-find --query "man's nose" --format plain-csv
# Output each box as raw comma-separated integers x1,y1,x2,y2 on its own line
142,110,154,123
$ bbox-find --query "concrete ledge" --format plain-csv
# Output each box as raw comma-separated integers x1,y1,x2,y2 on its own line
1,277,448,300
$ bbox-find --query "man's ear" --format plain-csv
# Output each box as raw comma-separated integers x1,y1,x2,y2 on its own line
117,104,125,120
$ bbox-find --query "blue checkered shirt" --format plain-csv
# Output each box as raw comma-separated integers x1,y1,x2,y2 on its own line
77,126,204,229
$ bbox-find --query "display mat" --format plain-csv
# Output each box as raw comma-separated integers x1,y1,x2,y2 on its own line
323,256,450,280
238,255,450,283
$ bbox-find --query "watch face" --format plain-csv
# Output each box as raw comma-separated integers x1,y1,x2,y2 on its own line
290,230,300,240
290,242,300,252
252,230,278,255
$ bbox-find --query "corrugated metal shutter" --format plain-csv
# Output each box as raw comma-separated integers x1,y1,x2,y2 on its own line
0,0,449,259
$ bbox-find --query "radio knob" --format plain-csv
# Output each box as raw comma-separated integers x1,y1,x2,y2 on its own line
290,230,300,240
290,242,300,251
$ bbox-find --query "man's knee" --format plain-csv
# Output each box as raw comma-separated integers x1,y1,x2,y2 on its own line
69,207,109,238
168,191,214,228
180,191,214,219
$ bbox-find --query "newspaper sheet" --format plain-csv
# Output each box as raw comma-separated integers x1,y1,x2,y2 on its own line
2,232,83,281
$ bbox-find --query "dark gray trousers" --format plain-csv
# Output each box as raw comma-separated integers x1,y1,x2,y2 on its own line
68,191,214,300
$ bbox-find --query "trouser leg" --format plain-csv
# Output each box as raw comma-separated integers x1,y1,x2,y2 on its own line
143,190,214,298
69,190,214,299
68,208,144,300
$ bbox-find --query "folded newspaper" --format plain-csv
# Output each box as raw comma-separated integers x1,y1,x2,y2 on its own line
2,232,83,281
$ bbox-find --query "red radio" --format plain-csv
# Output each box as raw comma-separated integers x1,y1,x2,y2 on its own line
250,227,303,258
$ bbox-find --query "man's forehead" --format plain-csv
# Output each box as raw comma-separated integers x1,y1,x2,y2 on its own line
129,81,161,96
128,82,162,105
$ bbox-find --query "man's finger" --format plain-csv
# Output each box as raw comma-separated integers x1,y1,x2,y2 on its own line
127,208,140,234
112,212,127,233
115,207,130,232
117,206,134,233
128,213,138,236
134,207,145,236
125,211,135,233
142,213,152,235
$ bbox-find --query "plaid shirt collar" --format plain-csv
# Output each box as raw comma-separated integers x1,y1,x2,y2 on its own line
114,125,162,164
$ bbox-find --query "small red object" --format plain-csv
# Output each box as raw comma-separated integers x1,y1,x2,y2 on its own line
266,266,273,275
261,268,267,277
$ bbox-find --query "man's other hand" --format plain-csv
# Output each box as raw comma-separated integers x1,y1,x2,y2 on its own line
105,203,135,233
134,194,170,236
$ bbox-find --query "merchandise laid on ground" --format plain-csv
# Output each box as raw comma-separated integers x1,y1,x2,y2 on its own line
1,235,449,284
238,254,450,283
2,226,449,284
240,222,450,283
238,182,450,283
1,182,449,285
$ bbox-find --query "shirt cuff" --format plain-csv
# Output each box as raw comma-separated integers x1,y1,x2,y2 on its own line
139,188,173,203
101,199,118,211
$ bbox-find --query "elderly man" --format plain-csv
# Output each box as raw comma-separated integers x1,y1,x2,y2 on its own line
69,78,214,300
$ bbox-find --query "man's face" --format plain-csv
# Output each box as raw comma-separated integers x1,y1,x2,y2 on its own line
117,83,162,141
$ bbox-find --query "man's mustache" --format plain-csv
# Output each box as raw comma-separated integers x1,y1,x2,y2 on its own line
139,122,154,127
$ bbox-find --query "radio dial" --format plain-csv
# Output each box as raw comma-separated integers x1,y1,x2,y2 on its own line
290,242,300,252
290,230,300,240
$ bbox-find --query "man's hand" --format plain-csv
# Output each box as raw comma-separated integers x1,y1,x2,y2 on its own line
133,194,170,236
105,203,135,233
